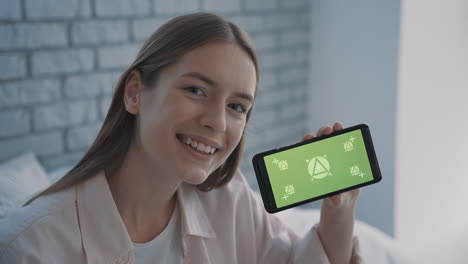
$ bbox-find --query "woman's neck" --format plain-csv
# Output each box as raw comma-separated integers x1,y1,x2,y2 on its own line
105,141,182,243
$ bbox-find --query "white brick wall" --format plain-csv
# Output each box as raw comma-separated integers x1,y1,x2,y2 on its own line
230,15,265,33
202,0,241,13
0,0,311,189
64,72,119,98
153,0,199,14
0,132,64,160
66,122,101,151
132,18,167,41
0,109,30,137
0,79,61,107
279,30,309,46
251,33,278,51
245,0,278,11
0,23,68,50
99,97,112,117
0,54,27,80
71,20,129,45
97,44,140,69
24,0,91,19
95,0,151,17
31,49,95,75
0,0,21,20
33,100,98,131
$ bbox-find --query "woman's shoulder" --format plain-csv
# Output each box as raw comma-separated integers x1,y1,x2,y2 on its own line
0,186,78,259
190,169,259,218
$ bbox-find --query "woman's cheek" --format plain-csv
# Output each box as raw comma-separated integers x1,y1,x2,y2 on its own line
229,121,246,150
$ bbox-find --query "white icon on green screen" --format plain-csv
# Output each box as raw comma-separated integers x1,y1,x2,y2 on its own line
279,161,288,170
285,184,295,195
307,156,331,180
344,136,356,152
272,158,288,171
350,165,365,178
282,184,295,200
344,142,354,152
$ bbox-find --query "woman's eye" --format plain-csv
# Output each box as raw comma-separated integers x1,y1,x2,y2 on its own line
229,103,247,113
184,86,205,96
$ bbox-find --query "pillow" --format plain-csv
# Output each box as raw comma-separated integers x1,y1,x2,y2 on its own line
0,153,51,218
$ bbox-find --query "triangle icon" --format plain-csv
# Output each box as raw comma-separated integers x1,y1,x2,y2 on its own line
313,158,327,175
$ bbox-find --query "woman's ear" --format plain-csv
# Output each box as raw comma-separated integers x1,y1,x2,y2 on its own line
124,70,142,115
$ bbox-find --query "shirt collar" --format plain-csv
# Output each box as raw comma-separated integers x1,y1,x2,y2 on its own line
177,182,216,239
76,170,216,263
76,170,134,263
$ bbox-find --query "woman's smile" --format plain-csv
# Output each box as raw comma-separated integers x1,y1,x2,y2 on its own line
176,134,219,162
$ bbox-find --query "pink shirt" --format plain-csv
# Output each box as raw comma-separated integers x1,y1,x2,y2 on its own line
0,169,362,263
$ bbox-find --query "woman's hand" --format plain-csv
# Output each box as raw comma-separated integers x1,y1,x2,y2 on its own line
302,122,359,264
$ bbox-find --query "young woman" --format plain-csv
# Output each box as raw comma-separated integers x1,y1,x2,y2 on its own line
0,13,362,263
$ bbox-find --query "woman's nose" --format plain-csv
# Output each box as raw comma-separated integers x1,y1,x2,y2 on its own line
200,103,227,133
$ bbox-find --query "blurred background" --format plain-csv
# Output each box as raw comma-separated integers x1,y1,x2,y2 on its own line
0,0,466,261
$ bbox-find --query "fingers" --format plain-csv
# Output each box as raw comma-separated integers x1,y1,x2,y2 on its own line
304,122,345,141
316,126,332,137
328,194,342,206
350,188,361,197
333,121,344,131
316,122,345,137
302,133,314,141
326,188,361,208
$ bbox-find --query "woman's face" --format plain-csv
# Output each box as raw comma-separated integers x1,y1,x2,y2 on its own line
134,42,256,185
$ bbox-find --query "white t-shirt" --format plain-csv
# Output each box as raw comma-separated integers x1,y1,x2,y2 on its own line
132,202,183,264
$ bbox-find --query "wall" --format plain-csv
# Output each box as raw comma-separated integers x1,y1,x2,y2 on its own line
0,0,311,192
307,0,401,235
396,0,468,261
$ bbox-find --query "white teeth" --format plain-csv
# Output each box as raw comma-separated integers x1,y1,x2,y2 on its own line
181,136,217,155
204,145,211,153
197,143,205,152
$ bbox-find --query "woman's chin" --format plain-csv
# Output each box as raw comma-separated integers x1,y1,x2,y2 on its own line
181,171,210,186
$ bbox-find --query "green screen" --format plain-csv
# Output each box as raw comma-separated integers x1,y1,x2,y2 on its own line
264,129,374,208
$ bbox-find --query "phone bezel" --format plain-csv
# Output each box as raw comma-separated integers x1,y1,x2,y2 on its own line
252,124,382,213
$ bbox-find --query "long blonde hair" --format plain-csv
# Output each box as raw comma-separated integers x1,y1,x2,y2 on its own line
25,12,259,206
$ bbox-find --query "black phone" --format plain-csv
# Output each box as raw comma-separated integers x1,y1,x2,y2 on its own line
252,124,382,213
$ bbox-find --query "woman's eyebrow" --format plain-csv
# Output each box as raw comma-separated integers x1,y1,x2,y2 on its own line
181,71,254,103
181,72,216,86
233,92,254,103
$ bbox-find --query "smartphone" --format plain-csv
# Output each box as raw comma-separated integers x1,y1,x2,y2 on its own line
252,124,382,213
